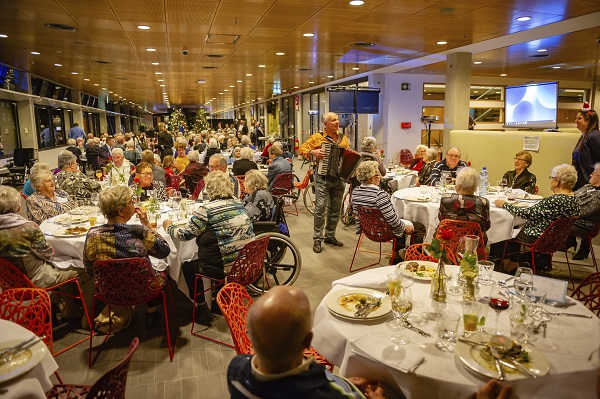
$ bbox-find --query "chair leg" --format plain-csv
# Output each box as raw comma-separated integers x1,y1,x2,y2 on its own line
88,302,114,367
565,248,576,290
530,248,537,275
161,290,177,361
350,234,392,273
190,276,233,349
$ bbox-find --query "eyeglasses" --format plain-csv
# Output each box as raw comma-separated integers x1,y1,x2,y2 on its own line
514,158,527,162
548,175,557,179
139,172,153,176
447,154,460,159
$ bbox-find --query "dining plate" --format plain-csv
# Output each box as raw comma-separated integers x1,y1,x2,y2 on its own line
69,206,98,215
398,260,438,281
455,338,549,381
53,226,89,237
52,214,88,225
403,196,430,202
515,194,543,201
0,339,48,384
326,288,391,321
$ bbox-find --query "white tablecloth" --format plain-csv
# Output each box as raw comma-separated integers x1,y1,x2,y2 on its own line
386,171,418,191
312,266,600,399
391,187,524,244
0,320,58,399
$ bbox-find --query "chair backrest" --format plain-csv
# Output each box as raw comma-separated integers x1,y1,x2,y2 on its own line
399,149,413,166
531,217,578,254
190,178,205,200
92,258,163,306
0,288,53,353
404,243,458,265
270,172,294,196
85,337,140,399
235,175,247,198
356,206,396,243
183,173,198,192
435,219,487,261
226,235,271,287
216,283,254,355
571,272,600,316
169,174,181,190
0,259,36,290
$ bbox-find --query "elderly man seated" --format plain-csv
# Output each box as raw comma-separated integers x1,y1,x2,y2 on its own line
266,144,292,187
207,154,240,198
55,150,101,205
429,147,468,186
106,148,132,186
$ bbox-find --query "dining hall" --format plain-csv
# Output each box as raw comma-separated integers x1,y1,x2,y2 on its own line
0,0,599,398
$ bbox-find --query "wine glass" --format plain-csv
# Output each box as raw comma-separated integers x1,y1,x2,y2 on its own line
170,190,182,210
514,267,534,298
488,297,510,335
388,286,413,345
90,192,99,207
95,169,103,181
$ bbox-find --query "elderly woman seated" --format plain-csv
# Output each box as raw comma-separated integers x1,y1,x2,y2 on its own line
352,161,425,262
564,162,600,260
55,150,101,205
227,146,242,165
130,162,168,202
83,185,171,328
163,171,254,325
124,140,142,164
23,162,51,197
233,147,259,176
360,136,386,176
492,164,581,274
241,135,256,150
410,144,428,173
438,167,491,244
173,142,190,174
27,163,77,225
417,147,439,186
204,138,221,166
243,169,275,222
182,150,208,191
502,150,537,194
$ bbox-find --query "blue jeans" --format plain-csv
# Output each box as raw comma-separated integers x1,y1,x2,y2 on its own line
313,174,345,241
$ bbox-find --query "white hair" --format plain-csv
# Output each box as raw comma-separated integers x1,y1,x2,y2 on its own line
188,150,200,162
112,147,124,156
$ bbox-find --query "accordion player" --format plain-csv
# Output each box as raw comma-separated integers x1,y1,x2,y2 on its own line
316,142,362,183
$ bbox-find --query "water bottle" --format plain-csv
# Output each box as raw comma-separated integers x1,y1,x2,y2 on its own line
480,167,488,197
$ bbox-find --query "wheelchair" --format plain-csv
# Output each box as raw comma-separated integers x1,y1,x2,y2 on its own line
247,194,302,295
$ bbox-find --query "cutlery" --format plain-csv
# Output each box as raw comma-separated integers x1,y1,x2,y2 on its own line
353,302,369,317
0,335,45,364
0,335,37,360
458,339,537,378
544,311,592,318
542,322,547,338
361,301,380,317
402,320,433,337
487,345,506,381
497,276,514,287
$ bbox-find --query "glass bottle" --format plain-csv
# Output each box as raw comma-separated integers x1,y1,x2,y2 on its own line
431,257,448,309
459,235,479,301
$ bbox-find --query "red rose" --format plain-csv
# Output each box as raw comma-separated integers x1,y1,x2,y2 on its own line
439,228,453,241
134,177,140,184
107,156,113,161
380,150,384,155
467,161,471,166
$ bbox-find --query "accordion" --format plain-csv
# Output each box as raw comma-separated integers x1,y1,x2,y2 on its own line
317,142,362,183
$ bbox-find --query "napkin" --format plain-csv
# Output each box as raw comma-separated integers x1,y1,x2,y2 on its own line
52,256,84,269
350,332,424,373
331,267,395,289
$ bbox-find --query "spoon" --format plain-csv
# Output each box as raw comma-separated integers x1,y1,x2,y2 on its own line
497,276,514,287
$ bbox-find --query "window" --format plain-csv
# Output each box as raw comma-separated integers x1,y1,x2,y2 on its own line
0,100,20,157
35,106,69,149
0,64,28,93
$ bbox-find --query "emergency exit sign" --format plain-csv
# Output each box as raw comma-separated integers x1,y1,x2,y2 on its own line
401,83,411,90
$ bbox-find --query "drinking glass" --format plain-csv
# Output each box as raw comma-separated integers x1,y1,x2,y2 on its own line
528,290,552,322
463,300,483,337
435,311,460,352
170,190,182,210
489,297,510,335
90,193,99,207
388,286,413,345
477,260,495,285
514,267,534,298
95,169,103,180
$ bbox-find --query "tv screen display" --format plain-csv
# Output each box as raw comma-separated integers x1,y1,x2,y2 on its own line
504,82,558,129
356,90,380,114
329,90,355,114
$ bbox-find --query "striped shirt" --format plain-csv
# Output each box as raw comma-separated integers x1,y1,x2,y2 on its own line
351,184,405,236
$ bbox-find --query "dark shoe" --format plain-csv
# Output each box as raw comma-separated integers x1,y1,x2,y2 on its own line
211,300,222,315
324,237,344,247
313,241,322,253
195,303,214,327
573,240,590,260
565,235,577,252
145,311,161,329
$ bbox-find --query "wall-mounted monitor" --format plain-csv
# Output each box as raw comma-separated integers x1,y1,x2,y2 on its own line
328,87,380,114
504,82,558,129
328,90,355,114
356,89,379,114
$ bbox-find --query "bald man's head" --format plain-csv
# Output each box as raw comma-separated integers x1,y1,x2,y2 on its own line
247,286,312,372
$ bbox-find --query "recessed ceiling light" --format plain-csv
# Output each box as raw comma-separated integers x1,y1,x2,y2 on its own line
516,16,531,21
54,63,62,67
162,92,167,94
537,49,547,52
94,83,99,86
500,73,507,77
237,80,242,83
31,51,40,55
275,52,285,56
157,79,164,82
198,79,206,84
109,91,113,93
293,86,299,89
212,98,216,99
0,34,7,38
219,92,224,95
151,62,160,65
349,0,364,5
101,87,107,90
437,41,447,45
224,89,228,92
155,72,162,75
352,67,360,70
258,64,266,68
137,25,151,30
473,61,482,65
553,66,561,69
84,78,90,81
246,73,252,76
160,84,165,87
327,75,334,78
303,33,314,37
308,81,314,84
146,48,156,52
230,85,235,88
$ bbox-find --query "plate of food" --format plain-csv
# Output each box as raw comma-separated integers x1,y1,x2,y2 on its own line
53,214,88,225
0,338,48,384
326,288,391,320
455,336,549,380
54,226,89,237
399,260,437,281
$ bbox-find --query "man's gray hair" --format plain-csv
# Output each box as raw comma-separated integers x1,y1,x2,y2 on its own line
210,153,227,167
112,147,124,157
241,135,251,145
208,138,219,148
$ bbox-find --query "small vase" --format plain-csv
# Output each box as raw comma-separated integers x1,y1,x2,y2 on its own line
459,235,480,301
431,258,448,306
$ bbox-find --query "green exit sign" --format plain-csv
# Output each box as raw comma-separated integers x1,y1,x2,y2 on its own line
401,83,411,90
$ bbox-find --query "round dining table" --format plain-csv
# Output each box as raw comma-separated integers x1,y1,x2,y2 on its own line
0,319,58,399
385,170,418,191
391,187,526,244
311,265,599,399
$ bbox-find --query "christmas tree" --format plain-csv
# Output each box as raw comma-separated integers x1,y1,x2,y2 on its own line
193,108,211,134
167,108,187,133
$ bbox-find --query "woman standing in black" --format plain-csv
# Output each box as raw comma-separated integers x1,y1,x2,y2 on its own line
572,102,600,190
157,122,174,161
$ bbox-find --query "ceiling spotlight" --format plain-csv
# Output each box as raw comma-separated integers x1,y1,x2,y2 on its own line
155,72,162,75
552,66,561,69
31,51,40,55
537,49,547,52
258,64,266,68
197,79,206,84
352,67,360,70
54,63,62,67
151,62,160,65
237,80,243,83
94,83,99,86
473,61,482,65
160,84,165,87
230,85,235,87
84,78,90,81
516,16,531,21
303,33,314,37
71,72,78,74
0,34,7,38
101,87,107,90
246,73,252,76
157,79,164,81
146,48,156,51
349,0,364,5
500,73,507,77
294,86,299,89
327,75,334,78
308,81,314,84
436,41,447,45
275,52,285,56
137,25,151,30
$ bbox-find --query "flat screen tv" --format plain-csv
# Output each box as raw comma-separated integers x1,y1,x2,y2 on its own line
328,90,355,114
356,89,380,114
504,82,558,129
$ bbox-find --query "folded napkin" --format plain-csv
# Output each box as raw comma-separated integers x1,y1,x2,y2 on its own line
350,332,424,373
331,266,395,289
52,256,84,269
151,258,168,272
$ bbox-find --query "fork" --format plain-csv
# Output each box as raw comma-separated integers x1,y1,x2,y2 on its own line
497,276,514,287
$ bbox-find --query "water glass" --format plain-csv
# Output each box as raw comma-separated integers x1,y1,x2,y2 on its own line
462,301,483,337
435,311,460,352
528,290,552,322
478,260,495,285
514,267,534,298
419,185,428,195
510,313,534,343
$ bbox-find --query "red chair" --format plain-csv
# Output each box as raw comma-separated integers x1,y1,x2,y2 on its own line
216,283,334,372
0,259,93,357
404,243,458,265
399,149,413,168
89,258,177,366
502,217,578,275
350,207,399,273
46,337,139,399
192,235,271,347
570,272,600,316
270,172,297,215
435,219,488,261
189,178,205,200
235,175,247,198
169,174,181,191
564,221,600,289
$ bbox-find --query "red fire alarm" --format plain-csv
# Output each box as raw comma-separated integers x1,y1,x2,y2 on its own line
401,122,411,129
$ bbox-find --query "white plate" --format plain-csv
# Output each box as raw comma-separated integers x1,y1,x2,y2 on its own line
52,214,88,225
455,337,550,381
403,196,430,202
69,206,98,215
515,194,543,201
398,260,438,281
0,339,48,384
325,288,391,320
53,227,89,237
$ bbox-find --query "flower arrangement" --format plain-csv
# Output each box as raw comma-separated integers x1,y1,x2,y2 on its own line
133,176,143,200
380,149,385,160
429,227,453,305
426,227,453,264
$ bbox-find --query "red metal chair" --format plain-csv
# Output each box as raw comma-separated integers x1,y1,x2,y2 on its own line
0,259,93,357
235,175,247,198
350,207,399,273
189,177,205,200
564,221,600,289
435,219,488,261
169,174,181,191
89,258,177,366
46,337,139,399
216,283,334,372
269,171,297,215
501,217,578,275
404,243,458,265
570,272,600,317
399,149,413,168
192,235,271,347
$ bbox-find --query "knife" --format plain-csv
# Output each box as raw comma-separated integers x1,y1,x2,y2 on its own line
353,302,369,317
361,301,380,317
545,311,592,318
402,320,433,337
498,358,538,378
487,345,506,381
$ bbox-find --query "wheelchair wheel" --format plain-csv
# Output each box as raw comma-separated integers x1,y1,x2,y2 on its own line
247,232,302,295
340,191,355,226
303,182,316,215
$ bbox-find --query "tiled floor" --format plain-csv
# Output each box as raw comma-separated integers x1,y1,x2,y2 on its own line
44,162,595,398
